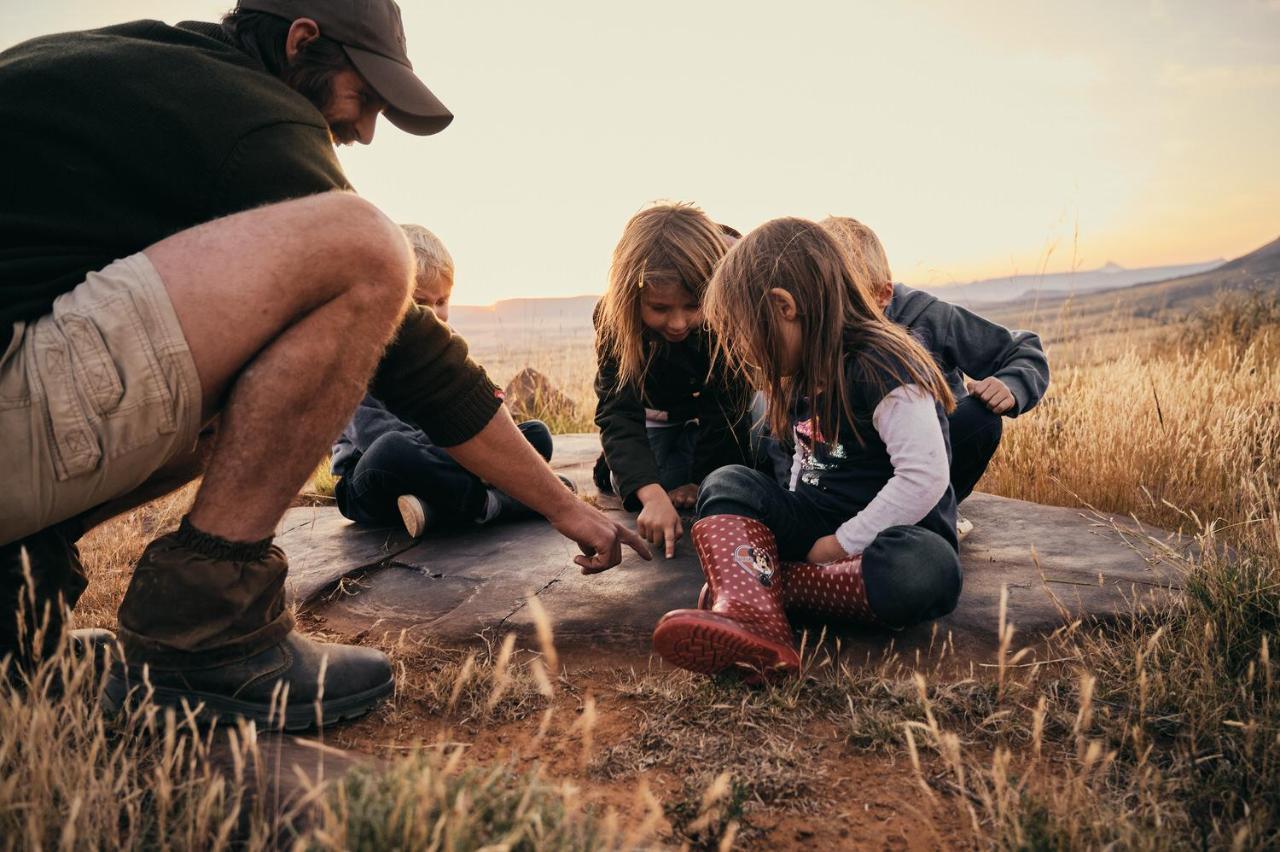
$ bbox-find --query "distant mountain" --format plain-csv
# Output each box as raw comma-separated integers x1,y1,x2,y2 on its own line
447,242,1276,341
980,236,1280,328
449,295,598,331
914,259,1224,309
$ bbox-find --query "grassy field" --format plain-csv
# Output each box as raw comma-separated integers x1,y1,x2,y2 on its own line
2,294,1278,849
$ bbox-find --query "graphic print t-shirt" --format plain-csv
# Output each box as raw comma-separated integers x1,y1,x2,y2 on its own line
791,349,958,549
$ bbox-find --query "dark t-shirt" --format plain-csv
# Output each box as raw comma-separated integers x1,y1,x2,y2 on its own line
0,20,349,335
792,348,958,550
0,20,501,445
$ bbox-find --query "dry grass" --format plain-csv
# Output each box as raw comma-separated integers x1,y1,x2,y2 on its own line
983,299,1280,534
898,295,1280,848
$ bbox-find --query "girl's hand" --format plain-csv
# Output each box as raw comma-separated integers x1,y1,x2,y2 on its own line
667,483,699,509
806,534,850,564
965,377,1015,415
636,484,683,559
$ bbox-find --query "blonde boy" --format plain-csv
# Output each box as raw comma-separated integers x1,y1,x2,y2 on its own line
820,217,1050,514
330,225,563,537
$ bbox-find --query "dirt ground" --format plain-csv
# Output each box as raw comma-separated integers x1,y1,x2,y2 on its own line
297,610,977,851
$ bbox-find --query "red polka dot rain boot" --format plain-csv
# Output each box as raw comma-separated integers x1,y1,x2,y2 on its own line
697,557,878,626
652,515,800,679
780,556,880,625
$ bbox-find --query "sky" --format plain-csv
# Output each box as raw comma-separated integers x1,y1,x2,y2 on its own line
3,1,1278,305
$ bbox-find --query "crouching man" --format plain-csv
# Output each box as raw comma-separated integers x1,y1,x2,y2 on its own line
0,0,648,727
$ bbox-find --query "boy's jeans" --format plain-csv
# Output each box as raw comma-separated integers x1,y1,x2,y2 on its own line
335,420,553,529
947,397,1004,503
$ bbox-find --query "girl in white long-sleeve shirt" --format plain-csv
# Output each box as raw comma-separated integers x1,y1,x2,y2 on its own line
653,217,963,680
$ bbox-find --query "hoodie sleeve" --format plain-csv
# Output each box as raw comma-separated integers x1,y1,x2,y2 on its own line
934,303,1050,416
594,348,662,509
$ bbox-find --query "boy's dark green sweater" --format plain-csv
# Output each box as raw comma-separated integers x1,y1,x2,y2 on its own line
0,20,500,447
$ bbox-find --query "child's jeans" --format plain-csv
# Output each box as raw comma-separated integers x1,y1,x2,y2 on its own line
697,465,962,627
948,396,1004,503
335,420,554,529
611,421,699,495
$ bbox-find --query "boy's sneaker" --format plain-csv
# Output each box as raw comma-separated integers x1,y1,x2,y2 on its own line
397,495,430,538
956,516,975,542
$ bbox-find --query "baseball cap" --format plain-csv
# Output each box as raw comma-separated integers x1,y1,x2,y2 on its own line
235,0,452,135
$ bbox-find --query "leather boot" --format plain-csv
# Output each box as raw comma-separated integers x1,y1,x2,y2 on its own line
106,520,393,730
105,631,393,730
652,515,800,679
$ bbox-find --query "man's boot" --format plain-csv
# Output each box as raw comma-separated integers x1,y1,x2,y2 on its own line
652,515,800,679
105,519,393,730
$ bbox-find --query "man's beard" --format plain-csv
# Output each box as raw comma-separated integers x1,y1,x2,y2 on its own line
281,60,354,145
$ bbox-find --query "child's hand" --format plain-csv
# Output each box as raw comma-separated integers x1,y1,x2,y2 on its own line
636,484,683,559
668,483,699,509
805,534,849,564
966,376,1015,415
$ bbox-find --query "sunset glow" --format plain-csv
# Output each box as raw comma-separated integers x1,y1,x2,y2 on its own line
5,0,1277,303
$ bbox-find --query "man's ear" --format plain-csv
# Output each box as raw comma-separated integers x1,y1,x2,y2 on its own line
767,287,798,321
284,18,321,63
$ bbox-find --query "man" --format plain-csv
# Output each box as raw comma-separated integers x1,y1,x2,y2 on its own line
0,0,649,728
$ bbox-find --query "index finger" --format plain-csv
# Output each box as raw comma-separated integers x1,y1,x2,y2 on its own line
620,524,653,560
664,526,677,559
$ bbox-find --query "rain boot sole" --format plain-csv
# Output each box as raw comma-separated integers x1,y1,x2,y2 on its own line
653,611,799,679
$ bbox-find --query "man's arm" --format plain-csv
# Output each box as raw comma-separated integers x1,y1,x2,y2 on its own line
374,308,650,571
446,407,652,573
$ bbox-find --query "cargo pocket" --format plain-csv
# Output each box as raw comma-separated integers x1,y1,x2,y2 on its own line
61,313,124,416
31,322,102,482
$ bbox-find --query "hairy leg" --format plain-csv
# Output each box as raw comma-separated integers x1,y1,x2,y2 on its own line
143,192,413,542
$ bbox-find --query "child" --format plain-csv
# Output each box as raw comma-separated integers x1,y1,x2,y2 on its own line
331,224,568,537
652,217,963,679
592,204,754,559
820,217,1050,518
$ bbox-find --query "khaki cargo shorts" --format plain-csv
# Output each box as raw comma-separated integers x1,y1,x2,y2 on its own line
0,253,202,544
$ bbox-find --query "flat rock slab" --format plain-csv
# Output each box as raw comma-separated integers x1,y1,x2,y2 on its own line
281,434,1192,662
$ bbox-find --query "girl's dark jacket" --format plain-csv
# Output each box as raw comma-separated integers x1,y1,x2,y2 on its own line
593,308,753,511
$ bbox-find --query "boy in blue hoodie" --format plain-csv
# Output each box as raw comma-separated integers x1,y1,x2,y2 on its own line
331,225,568,537
820,217,1050,529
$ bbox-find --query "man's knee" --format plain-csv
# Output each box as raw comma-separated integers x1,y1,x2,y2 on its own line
862,526,963,628
696,464,769,519
309,194,414,311
362,430,424,468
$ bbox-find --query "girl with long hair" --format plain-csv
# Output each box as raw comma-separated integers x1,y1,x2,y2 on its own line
593,204,753,558
652,217,963,679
